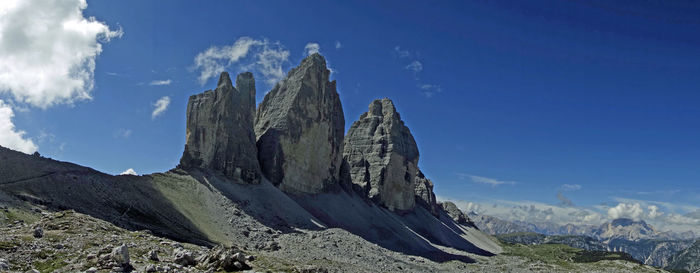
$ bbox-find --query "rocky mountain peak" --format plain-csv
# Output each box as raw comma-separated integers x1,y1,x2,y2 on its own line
179,71,260,183
217,71,233,88
343,98,434,212
255,53,344,194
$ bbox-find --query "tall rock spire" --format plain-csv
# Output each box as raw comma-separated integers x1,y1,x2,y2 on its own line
254,53,345,194
179,72,261,183
343,98,438,214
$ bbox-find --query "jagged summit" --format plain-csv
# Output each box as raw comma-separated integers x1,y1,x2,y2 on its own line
179,71,260,183
343,97,436,213
255,53,345,194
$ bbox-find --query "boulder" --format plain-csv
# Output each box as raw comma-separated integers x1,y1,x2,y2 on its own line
110,244,130,266
173,248,196,266
255,53,345,194
33,226,43,238
179,72,261,183
343,98,419,211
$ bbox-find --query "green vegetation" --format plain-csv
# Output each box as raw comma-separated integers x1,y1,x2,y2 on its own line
33,253,69,273
0,240,18,250
502,242,642,269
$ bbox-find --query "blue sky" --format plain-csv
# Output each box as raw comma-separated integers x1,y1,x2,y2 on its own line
1,0,699,232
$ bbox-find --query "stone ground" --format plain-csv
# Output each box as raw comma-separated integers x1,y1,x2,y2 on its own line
0,208,671,273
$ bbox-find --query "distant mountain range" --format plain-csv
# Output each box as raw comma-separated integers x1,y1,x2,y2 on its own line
471,212,698,269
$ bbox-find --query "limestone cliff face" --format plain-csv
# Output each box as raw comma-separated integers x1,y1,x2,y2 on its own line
179,72,260,183
414,170,438,216
254,53,345,194
343,98,420,211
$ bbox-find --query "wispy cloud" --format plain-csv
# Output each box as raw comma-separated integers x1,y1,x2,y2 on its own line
458,173,517,187
405,61,423,73
419,84,442,98
304,42,320,55
151,96,170,119
193,37,290,86
556,192,575,206
560,184,582,191
335,41,342,49
393,46,441,98
149,79,172,86
114,128,132,138
394,46,410,58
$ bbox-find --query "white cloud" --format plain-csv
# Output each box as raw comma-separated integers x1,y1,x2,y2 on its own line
0,100,37,154
151,96,170,119
560,184,582,191
647,205,662,219
458,173,517,187
193,37,290,86
119,168,137,176
440,195,700,234
335,41,342,49
607,202,644,220
149,79,171,86
114,128,131,138
405,61,423,72
419,84,442,98
0,0,122,109
394,46,410,58
304,42,320,56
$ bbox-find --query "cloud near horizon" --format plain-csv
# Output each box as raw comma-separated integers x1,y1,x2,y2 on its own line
459,173,517,187
439,195,700,234
0,100,37,154
119,168,137,176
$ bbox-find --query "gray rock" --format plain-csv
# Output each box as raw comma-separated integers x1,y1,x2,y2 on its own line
255,53,345,194
343,98,419,211
414,171,438,216
173,248,196,266
180,72,261,183
25,269,40,273
0,259,9,270
148,249,159,261
110,244,130,266
85,267,98,273
145,264,157,273
233,252,246,262
33,226,43,238
440,201,471,225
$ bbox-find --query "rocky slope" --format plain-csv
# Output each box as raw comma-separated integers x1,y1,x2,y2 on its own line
254,53,345,194
666,239,700,273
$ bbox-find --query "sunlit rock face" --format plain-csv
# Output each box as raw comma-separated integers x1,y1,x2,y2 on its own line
343,98,421,211
254,53,345,194
180,72,261,183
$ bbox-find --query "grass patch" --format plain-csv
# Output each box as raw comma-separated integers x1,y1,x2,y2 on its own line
0,240,18,250
33,253,68,273
502,242,643,269
572,250,640,264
